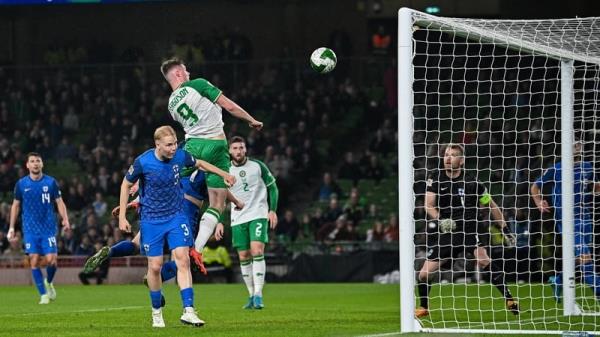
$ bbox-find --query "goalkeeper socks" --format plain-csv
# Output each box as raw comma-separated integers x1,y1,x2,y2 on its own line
31,268,46,295
110,240,137,257
180,287,194,308
161,260,178,282
252,255,266,297
417,282,431,308
485,264,513,300
581,263,600,297
240,259,254,296
46,265,57,283
194,208,220,251
150,290,163,309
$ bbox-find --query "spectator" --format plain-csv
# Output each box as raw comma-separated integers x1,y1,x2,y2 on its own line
316,172,342,202
384,213,399,242
371,25,391,55
92,192,107,218
74,235,94,256
338,152,361,184
54,137,77,160
343,188,365,225
63,105,80,133
201,238,233,283
322,198,343,224
366,221,386,242
364,154,384,183
3,233,23,257
276,209,299,242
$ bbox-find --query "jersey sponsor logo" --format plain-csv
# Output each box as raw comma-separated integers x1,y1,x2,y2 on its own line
239,170,246,177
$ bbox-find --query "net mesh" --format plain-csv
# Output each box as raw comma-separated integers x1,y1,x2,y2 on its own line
410,12,600,333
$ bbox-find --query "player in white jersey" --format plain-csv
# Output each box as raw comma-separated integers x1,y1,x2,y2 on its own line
214,136,278,309
161,58,263,264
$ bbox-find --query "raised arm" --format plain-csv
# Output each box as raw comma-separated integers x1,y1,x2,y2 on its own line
195,159,236,187
216,94,263,130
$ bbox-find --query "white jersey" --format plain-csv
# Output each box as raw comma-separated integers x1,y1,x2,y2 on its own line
229,158,276,226
167,78,224,139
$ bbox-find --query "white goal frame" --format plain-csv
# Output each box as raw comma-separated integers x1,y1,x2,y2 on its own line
397,7,597,334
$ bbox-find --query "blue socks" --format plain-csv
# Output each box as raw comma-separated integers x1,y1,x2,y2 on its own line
160,260,178,282
581,263,600,297
110,240,137,257
180,287,194,308
150,290,163,309
46,265,57,283
31,268,46,295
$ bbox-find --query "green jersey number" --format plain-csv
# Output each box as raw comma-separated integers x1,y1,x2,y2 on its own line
242,182,250,192
176,103,199,126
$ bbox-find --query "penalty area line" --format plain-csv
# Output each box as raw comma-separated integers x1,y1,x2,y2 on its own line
0,305,144,317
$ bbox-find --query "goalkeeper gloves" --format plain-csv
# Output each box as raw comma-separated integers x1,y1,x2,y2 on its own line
438,218,457,233
502,226,517,247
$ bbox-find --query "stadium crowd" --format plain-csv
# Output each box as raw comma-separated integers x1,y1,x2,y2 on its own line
0,56,397,256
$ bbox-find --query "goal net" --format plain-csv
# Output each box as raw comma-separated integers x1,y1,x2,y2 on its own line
398,8,600,334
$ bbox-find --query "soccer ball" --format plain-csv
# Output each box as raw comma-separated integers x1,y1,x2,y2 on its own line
310,47,337,74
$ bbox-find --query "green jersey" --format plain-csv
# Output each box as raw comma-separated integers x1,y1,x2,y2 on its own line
168,78,224,139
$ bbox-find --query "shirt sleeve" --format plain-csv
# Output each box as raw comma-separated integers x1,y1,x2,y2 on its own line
477,181,492,205
51,179,62,200
13,181,22,201
425,172,437,193
186,78,222,103
125,158,143,183
256,160,276,187
535,166,555,187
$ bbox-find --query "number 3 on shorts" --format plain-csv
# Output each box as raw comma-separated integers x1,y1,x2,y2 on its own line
181,224,190,237
255,222,263,237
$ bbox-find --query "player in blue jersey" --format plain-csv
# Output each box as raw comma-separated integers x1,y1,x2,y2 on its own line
84,170,210,279
531,141,600,302
7,152,70,304
119,125,235,328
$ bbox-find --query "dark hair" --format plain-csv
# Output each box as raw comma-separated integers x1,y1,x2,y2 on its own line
160,58,184,77
26,152,42,161
230,136,246,145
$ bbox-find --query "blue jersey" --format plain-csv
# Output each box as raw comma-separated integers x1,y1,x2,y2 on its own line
182,170,208,201
126,148,196,221
534,161,595,224
13,174,61,236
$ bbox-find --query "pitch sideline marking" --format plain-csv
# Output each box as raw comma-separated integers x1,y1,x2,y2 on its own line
355,332,401,337
0,305,144,317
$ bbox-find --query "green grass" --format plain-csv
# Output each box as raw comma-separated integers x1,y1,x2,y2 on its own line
0,283,598,336
420,283,599,334
0,283,400,337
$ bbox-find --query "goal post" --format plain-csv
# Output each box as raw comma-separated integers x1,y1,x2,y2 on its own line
398,7,600,334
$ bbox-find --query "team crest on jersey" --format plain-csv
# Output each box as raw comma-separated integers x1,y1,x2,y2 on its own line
426,178,433,187
239,170,246,177
458,188,464,196
43,186,48,192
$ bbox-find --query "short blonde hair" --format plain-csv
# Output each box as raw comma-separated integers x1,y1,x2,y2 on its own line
154,125,177,141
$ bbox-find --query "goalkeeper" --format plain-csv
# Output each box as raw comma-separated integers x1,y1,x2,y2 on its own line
531,140,600,302
416,143,519,318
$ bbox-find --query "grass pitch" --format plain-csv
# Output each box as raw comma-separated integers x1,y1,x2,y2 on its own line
0,282,598,337
0,283,399,337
